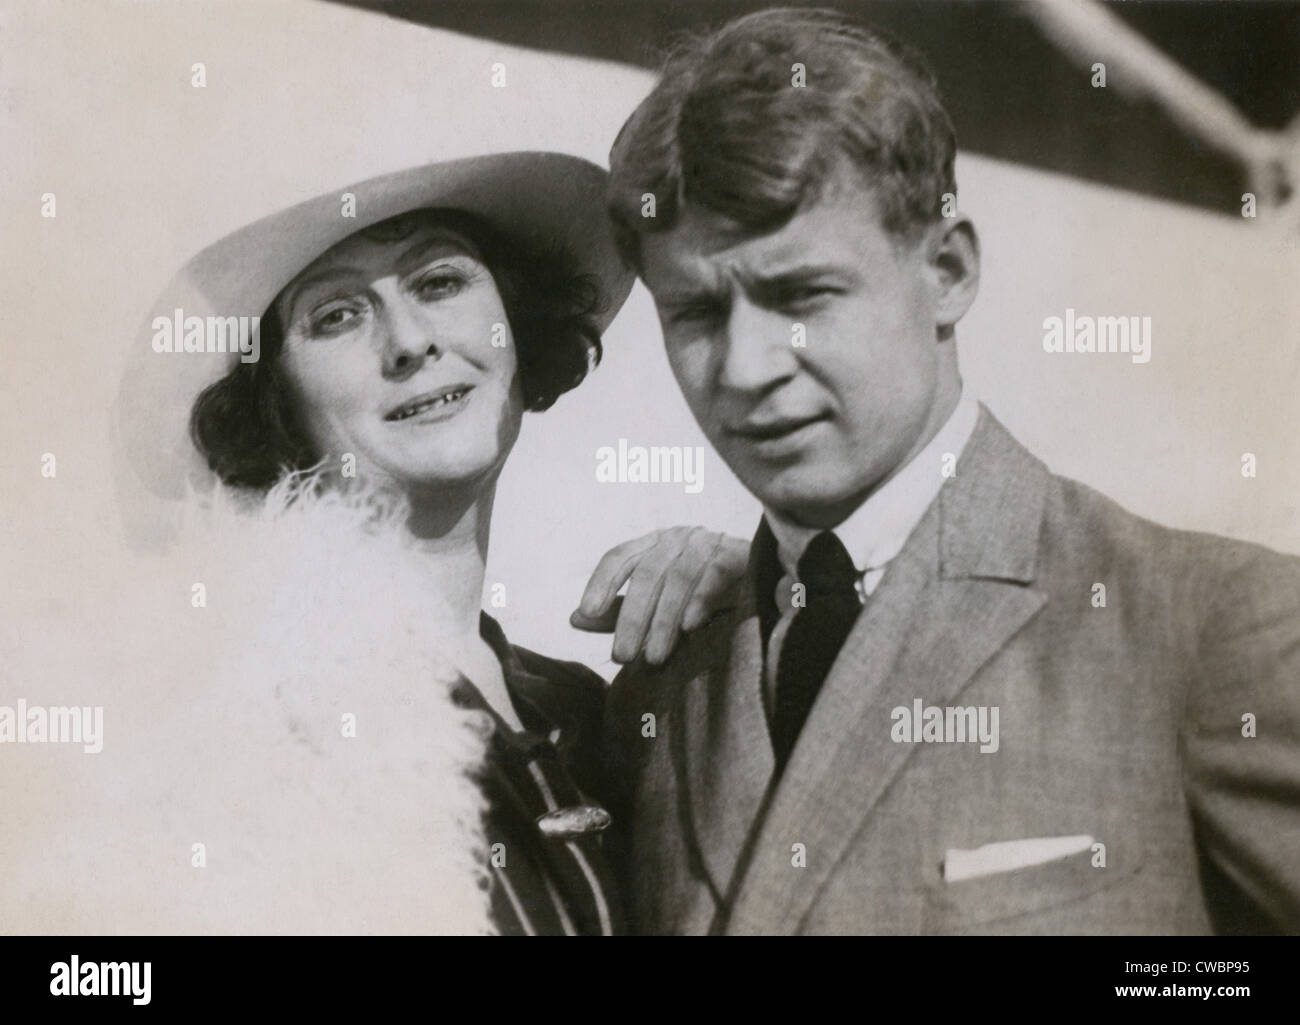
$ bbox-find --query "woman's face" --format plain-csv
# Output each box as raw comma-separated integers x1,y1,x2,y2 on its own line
274,216,523,491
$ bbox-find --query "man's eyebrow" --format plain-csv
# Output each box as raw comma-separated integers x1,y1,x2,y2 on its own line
744,264,853,303
749,264,847,286
656,283,730,307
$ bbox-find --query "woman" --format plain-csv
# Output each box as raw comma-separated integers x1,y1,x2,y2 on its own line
100,154,746,936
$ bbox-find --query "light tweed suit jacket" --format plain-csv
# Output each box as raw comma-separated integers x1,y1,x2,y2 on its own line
602,406,1300,935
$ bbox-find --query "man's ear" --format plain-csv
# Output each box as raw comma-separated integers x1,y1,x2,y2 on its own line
925,215,980,337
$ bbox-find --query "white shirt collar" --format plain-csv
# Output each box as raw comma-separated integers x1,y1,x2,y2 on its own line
764,388,980,578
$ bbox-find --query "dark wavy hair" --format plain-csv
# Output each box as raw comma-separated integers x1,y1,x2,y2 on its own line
608,7,957,264
190,208,604,490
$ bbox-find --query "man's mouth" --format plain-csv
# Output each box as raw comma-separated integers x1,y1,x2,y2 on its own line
384,384,474,422
729,412,828,441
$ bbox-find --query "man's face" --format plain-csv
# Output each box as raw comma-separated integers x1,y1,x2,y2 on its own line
640,176,956,528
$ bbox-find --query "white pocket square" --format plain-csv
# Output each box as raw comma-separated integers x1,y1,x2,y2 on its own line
943,834,1094,882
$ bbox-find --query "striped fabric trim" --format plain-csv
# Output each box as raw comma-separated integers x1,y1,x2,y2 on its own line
527,761,614,937
465,613,625,936
480,736,621,935
495,864,537,937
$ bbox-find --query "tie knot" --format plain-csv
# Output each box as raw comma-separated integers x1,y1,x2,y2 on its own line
796,531,859,598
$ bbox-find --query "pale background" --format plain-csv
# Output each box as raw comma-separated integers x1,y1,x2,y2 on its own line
2,0,1296,680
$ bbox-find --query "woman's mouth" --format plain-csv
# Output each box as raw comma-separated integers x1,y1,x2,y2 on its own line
385,385,474,423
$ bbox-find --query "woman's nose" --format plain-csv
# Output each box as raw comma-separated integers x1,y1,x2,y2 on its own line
380,300,440,378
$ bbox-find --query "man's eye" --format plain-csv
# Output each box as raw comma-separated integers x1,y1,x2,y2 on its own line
415,271,465,300
779,286,832,307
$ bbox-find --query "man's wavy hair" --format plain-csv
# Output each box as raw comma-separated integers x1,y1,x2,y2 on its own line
607,7,957,262
190,208,604,490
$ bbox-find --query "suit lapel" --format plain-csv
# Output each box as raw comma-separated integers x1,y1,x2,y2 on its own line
724,406,1052,934
679,548,776,902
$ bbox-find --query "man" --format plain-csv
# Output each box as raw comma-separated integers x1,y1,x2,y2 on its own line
596,7,1300,935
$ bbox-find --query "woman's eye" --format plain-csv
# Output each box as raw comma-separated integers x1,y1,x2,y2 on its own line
309,304,363,335
414,271,465,300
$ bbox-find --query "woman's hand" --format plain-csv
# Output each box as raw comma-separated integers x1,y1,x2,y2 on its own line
570,526,750,666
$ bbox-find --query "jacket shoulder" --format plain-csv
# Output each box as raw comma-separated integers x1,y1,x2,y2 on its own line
1039,466,1300,595
607,605,738,713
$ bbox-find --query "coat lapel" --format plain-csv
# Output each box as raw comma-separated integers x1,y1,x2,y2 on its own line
724,407,1052,934
679,552,776,903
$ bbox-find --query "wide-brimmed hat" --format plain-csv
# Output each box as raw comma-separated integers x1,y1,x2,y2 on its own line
109,2,643,533
117,155,632,503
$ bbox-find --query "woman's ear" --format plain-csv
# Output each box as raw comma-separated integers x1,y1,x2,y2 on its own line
926,215,980,336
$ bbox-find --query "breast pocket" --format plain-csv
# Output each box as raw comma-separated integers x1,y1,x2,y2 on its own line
921,839,1143,931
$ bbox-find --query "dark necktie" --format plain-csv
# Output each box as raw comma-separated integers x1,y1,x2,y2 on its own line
771,531,862,771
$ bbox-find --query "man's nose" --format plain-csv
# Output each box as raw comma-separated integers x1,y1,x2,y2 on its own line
716,299,798,393
380,299,440,378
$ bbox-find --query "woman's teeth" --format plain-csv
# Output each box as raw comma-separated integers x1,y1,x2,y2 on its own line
388,390,468,421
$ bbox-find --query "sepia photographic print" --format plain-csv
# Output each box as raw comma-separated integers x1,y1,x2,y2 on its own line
1,0,1297,1008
